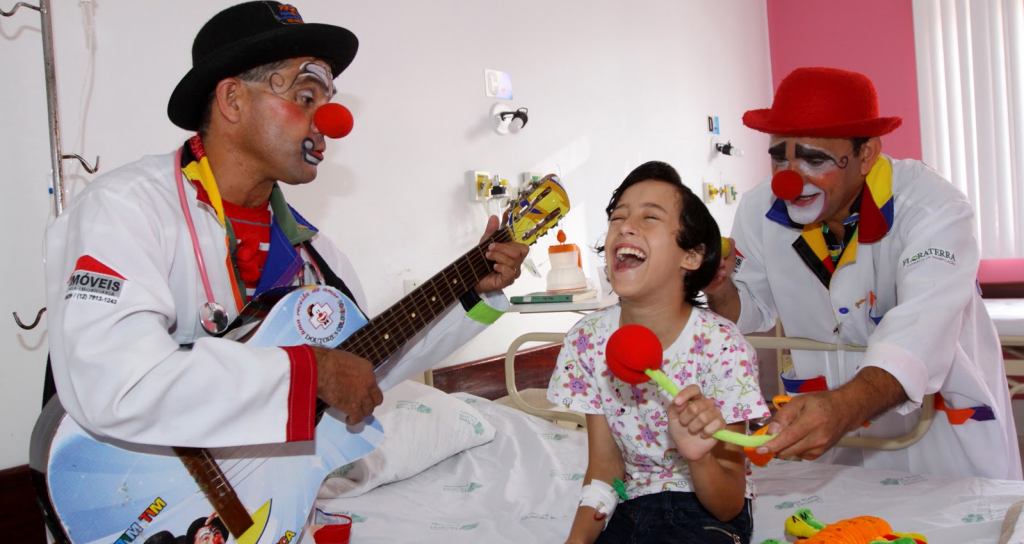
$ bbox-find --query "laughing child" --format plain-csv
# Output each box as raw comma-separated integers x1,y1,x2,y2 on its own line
548,161,769,544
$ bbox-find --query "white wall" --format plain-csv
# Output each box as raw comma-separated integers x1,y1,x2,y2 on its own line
0,0,773,469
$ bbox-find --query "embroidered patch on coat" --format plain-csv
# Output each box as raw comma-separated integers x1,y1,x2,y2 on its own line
65,255,126,304
901,248,956,268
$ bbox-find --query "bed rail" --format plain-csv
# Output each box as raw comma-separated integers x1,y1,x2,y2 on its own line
504,332,587,427
744,336,935,451
503,332,939,450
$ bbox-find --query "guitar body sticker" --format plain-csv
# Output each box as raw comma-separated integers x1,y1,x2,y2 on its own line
294,286,346,346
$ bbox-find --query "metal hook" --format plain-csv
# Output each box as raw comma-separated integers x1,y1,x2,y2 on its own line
0,2,40,16
62,153,100,174
13,307,46,330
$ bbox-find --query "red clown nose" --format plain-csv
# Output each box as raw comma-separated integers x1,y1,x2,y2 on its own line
771,170,804,200
314,103,354,139
605,324,663,385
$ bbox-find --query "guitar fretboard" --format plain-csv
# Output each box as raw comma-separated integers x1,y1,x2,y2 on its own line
337,228,513,366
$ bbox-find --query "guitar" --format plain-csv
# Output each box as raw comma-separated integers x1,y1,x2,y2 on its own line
30,175,570,544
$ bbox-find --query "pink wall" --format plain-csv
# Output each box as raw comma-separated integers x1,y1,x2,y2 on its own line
766,0,922,160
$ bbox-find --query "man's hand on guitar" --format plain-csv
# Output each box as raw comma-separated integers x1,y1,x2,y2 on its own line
476,214,529,294
311,346,384,425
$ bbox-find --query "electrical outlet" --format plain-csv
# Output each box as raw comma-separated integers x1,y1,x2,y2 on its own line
522,172,545,186
702,181,724,203
724,184,738,204
403,279,421,295
469,170,491,201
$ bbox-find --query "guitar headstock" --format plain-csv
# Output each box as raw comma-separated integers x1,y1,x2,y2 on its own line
504,174,570,247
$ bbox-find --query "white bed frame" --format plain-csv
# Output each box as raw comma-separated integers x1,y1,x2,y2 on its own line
500,329,1024,451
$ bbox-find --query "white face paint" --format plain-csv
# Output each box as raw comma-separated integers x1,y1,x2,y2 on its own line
785,183,826,224
297,61,335,97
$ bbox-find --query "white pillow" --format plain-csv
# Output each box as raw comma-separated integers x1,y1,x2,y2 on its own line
317,380,496,498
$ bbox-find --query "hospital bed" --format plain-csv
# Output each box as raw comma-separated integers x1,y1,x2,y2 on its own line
306,324,1024,544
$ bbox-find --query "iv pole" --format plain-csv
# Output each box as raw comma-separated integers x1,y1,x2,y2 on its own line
5,0,99,329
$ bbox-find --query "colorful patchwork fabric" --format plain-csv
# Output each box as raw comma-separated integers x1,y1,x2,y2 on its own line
935,393,996,425
781,373,828,394
767,156,895,289
546,305,770,500
180,135,320,303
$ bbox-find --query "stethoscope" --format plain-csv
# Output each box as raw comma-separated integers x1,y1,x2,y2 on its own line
176,102,354,336
175,148,231,336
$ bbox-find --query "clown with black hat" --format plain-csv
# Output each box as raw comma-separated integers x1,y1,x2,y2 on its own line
704,67,1021,480
42,2,528,537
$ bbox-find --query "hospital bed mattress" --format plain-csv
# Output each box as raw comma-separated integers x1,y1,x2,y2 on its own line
310,392,1024,544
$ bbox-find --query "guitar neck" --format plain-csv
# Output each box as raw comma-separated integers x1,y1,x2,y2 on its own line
337,228,510,366
172,446,253,539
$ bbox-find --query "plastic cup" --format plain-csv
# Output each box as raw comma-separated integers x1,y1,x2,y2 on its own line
310,513,352,544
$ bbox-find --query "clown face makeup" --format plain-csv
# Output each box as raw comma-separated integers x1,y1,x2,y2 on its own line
238,57,336,186
785,183,825,224
194,526,225,544
302,137,322,165
767,137,867,227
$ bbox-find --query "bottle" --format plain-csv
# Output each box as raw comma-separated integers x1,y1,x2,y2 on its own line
546,230,586,291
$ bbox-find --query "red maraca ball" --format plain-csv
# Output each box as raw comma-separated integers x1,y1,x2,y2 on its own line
605,324,663,385
771,170,803,200
314,103,354,139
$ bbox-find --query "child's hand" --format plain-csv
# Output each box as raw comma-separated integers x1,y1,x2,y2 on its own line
667,384,727,462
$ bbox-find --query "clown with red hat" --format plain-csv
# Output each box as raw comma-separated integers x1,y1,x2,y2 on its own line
704,67,1021,480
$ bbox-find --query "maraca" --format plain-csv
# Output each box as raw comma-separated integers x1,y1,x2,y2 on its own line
605,324,776,456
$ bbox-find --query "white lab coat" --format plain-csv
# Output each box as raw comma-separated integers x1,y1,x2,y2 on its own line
44,151,506,448
731,156,1022,480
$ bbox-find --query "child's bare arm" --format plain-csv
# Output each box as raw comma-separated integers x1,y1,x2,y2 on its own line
564,413,625,544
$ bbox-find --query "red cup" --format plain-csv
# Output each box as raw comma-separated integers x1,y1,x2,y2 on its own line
311,515,352,544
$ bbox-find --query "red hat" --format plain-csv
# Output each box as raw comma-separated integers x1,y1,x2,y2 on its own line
742,67,902,138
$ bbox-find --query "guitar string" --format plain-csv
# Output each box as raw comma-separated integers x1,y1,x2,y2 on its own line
218,233,504,485
212,212,559,492
361,226,515,353
335,228,511,363
343,191,563,363
213,228,515,489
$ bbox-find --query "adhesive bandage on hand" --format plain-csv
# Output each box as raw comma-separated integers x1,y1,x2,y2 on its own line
579,480,620,528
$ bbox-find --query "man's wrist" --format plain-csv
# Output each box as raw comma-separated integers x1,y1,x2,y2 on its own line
459,289,483,312
460,289,504,325
835,367,907,430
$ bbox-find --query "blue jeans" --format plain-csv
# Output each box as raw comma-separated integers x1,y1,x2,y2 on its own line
594,491,753,544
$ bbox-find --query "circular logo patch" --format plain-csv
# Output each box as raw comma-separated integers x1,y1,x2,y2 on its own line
293,286,346,346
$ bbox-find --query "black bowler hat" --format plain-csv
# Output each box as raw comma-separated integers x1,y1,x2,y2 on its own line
167,1,358,131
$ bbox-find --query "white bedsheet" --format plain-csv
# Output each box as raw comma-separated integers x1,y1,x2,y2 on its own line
752,460,1024,544
310,394,587,543
311,395,1024,544
986,298,1024,337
